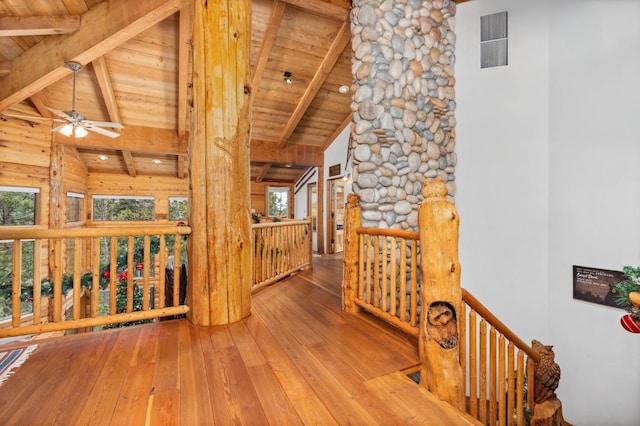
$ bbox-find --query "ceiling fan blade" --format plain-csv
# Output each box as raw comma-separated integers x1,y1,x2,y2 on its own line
83,125,121,138
45,106,73,121
81,120,124,129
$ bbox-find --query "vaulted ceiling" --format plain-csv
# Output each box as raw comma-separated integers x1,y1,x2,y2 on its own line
0,0,354,183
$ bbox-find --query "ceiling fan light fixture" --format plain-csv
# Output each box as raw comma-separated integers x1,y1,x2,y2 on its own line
59,123,74,137
74,125,88,138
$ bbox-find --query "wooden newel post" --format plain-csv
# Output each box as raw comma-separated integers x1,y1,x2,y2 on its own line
342,193,361,313
418,177,465,411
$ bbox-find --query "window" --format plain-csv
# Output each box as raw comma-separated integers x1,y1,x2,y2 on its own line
0,186,39,226
480,11,508,69
92,195,155,221
66,192,85,223
168,197,188,221
267,187,289,218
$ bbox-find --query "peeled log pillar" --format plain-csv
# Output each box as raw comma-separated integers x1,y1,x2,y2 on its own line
418,178,465,411
188,0,252,325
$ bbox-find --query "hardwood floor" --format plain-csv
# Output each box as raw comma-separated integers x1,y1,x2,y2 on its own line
0,255,479,425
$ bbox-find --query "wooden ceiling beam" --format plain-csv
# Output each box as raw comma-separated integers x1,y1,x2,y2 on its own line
251,139,322,165
0,0,188,113
91,57,122,124
0,16,81,36
280,0,350,21
55,125,188,155
256,163,272,183
277,21,351,148
177,3,194,137
121,151,137,177
29,92,56,119
251,0,286,94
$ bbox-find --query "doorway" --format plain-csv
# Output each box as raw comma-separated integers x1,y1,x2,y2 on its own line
307,183,318,252
328,178,345,253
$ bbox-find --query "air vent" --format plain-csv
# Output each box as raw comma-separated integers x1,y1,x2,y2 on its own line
480,11,508,69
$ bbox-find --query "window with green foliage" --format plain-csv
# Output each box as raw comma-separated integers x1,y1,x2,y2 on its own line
268,187,289,218
66,192,84,223
169,197,188,221
0,186,39,226
0,240,35,319
92,195,155,221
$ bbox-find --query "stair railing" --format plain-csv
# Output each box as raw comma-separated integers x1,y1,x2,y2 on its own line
343,178,563,425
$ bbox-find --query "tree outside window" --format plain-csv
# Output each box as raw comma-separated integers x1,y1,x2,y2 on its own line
268,187,289,218
0,186,39,226
169,197,188,221
92,195,155,221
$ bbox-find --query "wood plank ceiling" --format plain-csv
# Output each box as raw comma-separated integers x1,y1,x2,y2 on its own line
0,0,354,184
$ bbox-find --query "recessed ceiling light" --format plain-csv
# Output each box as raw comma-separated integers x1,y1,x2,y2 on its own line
339,85,350,94
98,155,108,161
153,159,162,164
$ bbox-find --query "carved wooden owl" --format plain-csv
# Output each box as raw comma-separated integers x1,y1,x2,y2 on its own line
531,340,561,404
426,302,458,350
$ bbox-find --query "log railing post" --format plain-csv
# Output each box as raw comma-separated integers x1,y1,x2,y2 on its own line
342,193,361,313
418,177,465,411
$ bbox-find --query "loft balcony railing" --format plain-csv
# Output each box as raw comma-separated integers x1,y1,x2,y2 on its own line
343,179,563,426
0,225,190,337
251,218,312,292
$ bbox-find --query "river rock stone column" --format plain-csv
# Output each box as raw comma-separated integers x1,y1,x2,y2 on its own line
350,0,458,231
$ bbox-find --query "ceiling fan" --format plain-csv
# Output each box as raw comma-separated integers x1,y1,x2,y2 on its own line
45,61,124,138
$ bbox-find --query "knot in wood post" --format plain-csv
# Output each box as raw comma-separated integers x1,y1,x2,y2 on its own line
342,193,361,313
417,177,465,410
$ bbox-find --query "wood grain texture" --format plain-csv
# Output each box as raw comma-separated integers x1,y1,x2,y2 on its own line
0,255,480,425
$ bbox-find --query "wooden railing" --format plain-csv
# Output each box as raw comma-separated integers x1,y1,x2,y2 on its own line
461,289,540,426
347,227,420,337
343,180,563,425
0,225,191,337
251,218,312,292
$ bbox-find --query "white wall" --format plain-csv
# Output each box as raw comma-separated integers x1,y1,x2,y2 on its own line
456,1,640,424
455,0,550,343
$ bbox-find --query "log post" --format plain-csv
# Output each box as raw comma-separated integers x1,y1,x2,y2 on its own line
342,193,361,313
188,0,252,325
418,177,465,411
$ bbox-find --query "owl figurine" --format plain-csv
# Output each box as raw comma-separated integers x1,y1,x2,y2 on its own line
531,340,561,403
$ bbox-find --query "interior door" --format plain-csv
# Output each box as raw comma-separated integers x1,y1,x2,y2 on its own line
307,183,318,252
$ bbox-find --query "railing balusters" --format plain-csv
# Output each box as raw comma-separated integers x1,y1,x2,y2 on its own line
11,239,22,327
469,310,478,417
508,342,515,426
249,219,313,292
516,350,525,426
72,238,82,320
479,318,488,424
499,335,506,426
381,236,388,312
0,226,191,337
389,237,397,317
489,327,497,426
373,235,380,307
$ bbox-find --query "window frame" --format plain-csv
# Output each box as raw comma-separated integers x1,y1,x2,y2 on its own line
0,185,41,227
266,186,291,218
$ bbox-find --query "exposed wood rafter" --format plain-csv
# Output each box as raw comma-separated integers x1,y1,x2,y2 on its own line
0,0,189,113
0,16,80,36
251,0,286,94
277,21,351,148
256,163,272,183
